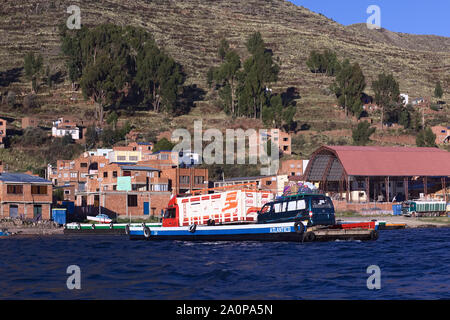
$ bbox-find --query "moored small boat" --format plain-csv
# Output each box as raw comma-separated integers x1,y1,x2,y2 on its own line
86,214,113,224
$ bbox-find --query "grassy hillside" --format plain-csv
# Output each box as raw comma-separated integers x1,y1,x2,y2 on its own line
0,0,448,172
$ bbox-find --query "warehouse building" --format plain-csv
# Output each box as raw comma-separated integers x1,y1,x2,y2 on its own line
303,146,450,204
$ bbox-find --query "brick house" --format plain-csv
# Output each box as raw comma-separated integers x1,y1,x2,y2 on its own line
431,126,450,145
278,159,304,177
161,167,209,194
22,117,39,129
0,117,7,147
248,129,292,156
214,175,279,195
47,155,110,201
108,146,142,163
0,172,53,220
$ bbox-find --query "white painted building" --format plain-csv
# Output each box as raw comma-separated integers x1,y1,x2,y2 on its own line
400,94,409,105
52,118,80,140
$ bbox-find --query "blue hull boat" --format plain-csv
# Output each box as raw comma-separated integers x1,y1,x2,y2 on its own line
128,221,308,242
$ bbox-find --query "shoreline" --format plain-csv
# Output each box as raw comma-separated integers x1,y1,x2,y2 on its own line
336,215,450,229
2,215,450,237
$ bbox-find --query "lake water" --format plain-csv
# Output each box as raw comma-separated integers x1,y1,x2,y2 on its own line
1,228,449,299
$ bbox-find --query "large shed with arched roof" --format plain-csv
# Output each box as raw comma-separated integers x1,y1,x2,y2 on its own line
303,146,450,203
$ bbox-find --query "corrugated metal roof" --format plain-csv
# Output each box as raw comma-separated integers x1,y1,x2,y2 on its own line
309,146,450,177
119,165,160,172
0,172,52,184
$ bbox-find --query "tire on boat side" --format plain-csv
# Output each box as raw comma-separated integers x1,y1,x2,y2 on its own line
91,224,95,230
125,224,130,235
109,223,114,229
370,230,379,241
294,221,305,234
189,223,197,233
304,231,316,242
143,226,151,239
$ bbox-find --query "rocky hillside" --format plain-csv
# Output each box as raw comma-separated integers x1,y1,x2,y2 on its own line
1,0,449,98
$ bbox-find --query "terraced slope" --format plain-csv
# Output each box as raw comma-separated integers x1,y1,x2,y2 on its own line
1,0,449,97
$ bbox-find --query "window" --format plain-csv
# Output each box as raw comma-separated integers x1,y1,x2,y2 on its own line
180,176,190,184
164,208,176,219
274,203,282,213
31,185,48,195
64,190,70,195
7,185,23,194
70,172,77,178
80,163,88,168
287,201,297,211
311,197,333,209
297,200,306,210
128,195,138,207
117,156,126,161
103,172,108,178
266,180,272,185
129,156,138,161
123,171,131,177
113,171,117,178
194,176,204,184
159,154,169,160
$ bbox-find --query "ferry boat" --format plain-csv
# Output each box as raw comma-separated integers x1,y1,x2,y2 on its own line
128,183,378,242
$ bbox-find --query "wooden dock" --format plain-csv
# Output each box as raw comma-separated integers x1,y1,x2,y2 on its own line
302,227,379,242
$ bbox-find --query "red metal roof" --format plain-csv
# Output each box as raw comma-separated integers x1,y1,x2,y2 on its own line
322,146,450,177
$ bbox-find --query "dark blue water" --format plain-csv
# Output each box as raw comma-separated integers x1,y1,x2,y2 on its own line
1,228,449,299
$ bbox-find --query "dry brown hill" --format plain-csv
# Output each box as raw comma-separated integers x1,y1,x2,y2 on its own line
1,0,449,96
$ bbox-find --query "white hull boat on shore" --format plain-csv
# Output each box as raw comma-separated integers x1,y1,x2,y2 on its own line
86,214,112,224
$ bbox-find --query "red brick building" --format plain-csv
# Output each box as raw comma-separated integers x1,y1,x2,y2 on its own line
0,118,7,146
0,172,53,220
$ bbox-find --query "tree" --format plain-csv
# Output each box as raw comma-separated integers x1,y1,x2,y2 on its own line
332,59,366,118
218,38,230,61
238,32,280,119
61,24,185,115
80,55,129,124
106,111,119,130
135,43,184,113
416,127,436,147
23,52,43,93
306,49,340,76
372,73,400,129
352,121,376,146
262,93,296,129
85,126,99,149
214,49,241,116
153,138,175,153
434,81,443,99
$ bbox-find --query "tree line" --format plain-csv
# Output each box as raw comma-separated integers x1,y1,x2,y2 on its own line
60,24,185,123
207,33,296,130
306,49,440,146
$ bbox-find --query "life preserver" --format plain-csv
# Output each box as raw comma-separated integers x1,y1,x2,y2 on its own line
143,226,151,239
304,231,316,242
189,223,197,233
370,230,379,241
125,224,130,235
294,221,305,234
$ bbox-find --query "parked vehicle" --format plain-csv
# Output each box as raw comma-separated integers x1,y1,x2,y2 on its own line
401,200,447,217
257,194,336,226
162,184,273,228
